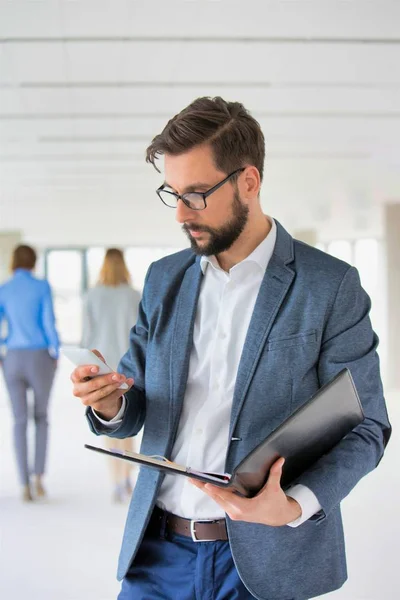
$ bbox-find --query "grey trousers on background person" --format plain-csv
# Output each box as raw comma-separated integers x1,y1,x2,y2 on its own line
2,349,56,486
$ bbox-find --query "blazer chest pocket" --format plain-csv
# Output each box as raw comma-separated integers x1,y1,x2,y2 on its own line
267,329,317,351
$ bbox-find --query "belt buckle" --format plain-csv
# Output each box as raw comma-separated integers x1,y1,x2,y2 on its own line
190,519,215,542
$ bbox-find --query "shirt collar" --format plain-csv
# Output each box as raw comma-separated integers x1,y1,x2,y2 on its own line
200,217,277,275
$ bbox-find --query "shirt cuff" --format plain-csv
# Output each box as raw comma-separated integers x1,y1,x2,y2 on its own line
285,484,322,528
92,395,127,428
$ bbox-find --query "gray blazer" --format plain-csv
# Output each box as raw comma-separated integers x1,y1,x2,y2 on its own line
87,221,390,600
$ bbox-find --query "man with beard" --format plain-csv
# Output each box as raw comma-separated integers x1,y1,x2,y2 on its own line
71,97,390,600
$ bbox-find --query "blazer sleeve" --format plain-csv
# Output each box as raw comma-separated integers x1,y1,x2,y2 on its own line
86,267,152,439
295,265,391,521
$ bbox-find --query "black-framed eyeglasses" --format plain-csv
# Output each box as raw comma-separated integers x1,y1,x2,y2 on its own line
156,168,245,211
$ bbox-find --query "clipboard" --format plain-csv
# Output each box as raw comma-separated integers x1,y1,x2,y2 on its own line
85,368,364,497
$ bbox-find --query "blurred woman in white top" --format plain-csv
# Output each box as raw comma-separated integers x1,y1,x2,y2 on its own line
82,248,141,502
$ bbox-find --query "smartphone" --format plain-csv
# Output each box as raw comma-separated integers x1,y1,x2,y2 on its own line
62,347,129,390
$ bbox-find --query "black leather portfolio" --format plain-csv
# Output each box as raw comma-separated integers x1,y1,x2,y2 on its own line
85,368,364,497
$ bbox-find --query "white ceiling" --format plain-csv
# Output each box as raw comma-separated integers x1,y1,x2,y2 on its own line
0,0,400,246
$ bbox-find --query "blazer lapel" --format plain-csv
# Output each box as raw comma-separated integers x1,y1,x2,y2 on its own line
169,259,203,427
229,224,296,438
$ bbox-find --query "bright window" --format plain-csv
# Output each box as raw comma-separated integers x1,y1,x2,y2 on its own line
46,250,84,345
86,247,106,288
125,247,184,291
327,240,353,264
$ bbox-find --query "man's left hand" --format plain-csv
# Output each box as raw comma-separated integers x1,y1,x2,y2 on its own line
190,457,301,526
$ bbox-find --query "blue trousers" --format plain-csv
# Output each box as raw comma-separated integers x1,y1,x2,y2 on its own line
118,523,255,599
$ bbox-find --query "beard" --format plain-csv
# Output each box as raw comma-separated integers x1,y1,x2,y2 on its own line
182,190,249,256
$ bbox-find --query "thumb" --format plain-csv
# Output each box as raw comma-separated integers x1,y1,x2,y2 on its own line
91,348,106,364
266,457,285,491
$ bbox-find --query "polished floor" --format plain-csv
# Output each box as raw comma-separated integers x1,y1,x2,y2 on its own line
0,356,398,600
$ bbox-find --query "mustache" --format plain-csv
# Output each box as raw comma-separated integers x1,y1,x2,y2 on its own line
182,223,213,234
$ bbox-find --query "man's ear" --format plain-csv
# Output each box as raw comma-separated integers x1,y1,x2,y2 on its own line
241,166,261,200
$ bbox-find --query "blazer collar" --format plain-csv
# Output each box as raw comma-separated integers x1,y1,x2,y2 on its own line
272,219,295,266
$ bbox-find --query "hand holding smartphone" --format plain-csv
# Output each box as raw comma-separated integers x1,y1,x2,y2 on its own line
62,347,129,390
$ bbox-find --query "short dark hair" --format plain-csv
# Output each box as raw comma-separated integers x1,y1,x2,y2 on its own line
146,96,265,181
11,245,37,271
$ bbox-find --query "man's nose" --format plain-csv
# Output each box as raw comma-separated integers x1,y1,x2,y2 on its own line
175,198,195,224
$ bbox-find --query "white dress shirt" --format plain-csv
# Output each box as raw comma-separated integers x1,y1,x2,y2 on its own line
95,218,321,526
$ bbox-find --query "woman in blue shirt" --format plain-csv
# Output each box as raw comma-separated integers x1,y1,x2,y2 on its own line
0,245,59,502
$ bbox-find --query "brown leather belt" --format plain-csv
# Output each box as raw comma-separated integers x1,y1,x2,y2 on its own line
151,506,228,542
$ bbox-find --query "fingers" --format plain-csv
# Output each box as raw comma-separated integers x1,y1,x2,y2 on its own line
70,364,131,386
72,371,117,393
76,378,134,411
79,382,125,407
72,371,134,405
70,364,99,384
69,348,104,383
